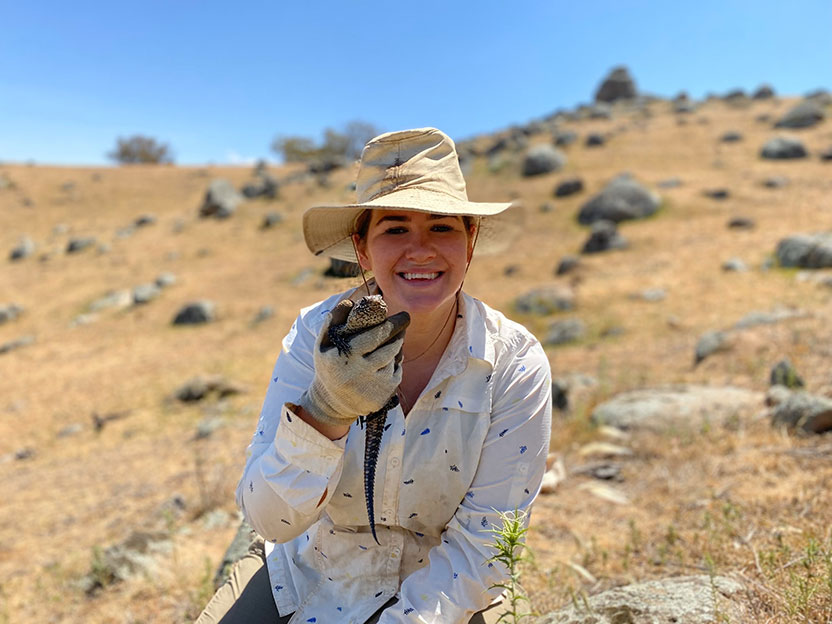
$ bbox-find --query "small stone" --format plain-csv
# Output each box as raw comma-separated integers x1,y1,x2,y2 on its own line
172,301,216,325
727,216,755,230
695,330,729,365
251,306,274,325
134,214,157,227
544,318,586,346
9,236,35,261
704,188,730,200
553,178,584,198
0,335,35,355
260,212,284,229
763,176,789,188
720,131,743,143
155,272,177,288
515,286,575,315
585,133,606,147
722,258,749,272
555,255,580,275
657,177,682,189
66,237,96,254
770,359,805,389
57,423,84,438
132,283,161,305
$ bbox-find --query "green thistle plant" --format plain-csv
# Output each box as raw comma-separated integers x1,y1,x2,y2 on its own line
486,508,534,623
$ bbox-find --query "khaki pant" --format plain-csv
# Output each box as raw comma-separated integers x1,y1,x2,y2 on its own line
195,541,507,623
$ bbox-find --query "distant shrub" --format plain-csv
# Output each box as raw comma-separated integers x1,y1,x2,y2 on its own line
108,135,174,164
271,120,379,163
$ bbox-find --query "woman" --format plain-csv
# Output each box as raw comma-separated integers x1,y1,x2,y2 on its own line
197,128,552,623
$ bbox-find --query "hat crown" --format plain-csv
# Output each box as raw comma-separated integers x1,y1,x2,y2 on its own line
356,128,469,204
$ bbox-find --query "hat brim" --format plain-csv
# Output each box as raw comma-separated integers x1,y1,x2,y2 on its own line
303,189,520,262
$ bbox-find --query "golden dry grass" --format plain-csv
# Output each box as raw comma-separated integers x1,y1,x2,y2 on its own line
1,96,831,623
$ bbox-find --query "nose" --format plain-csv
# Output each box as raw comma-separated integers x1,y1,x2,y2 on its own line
404,229,436,262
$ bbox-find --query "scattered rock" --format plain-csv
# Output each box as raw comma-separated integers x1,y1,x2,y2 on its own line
174,375,245,402
132,283,161,305
260,212,284,229
721,258,748,272
89,290,132,312
9,236,35,261
0,303,23,325
522,144,567,177
577,176,661,225
553,130,577,147
0,335,35,355
80,531,172,594
242,171,279,199
554,178,584,198
324,258,362,278
251,306,274,325
550,374,598,413
57,423,84,438
635,288,666,302
703,188,730,200
770,359,805,389
733,306,808,329
134,214,157,228
727,216,755,230
774,100,826,129
584,133,605,147
155,272,177,288
775,233,832,268
770,392,832,434
172,301,216,325
92,410,131,433
555,255,580,275
720,131,743,143
536,575,747,624
14,447,35,461
695,330,730,365
199,179,242,219
594,66,637,103
66,237,96,254
539,202,555,214
763,176,789,188
752,84,775,99
195,416,224,439
657,177,682,189
591,385,760,433
581,220,628,254
544,318,586,346
760,136,808,160
766,385,793,407
514,286,575,315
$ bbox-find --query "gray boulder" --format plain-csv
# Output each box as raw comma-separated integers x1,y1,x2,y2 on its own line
774,100,826,129
770,358,804,389
544,318,586,346
534,575,746,624
172,301,216,325
695,330,729,364
760,136,808,159
132,283,161,305
581,220,628,254
775,233,832,268
66,237,96,254
0,335,35,355
555,255,580,275
720,131,743,143
554,178,584,198
771,391,832,434
585,133,606,147
577,177,661,225
752,84,775,99
155,272,177,288
522,145,566,177
9,236,35,261
594,66,637,103
553,130,578,147
514,286,575,315
199,179,242,219
0,303,23,325
590,385,761,433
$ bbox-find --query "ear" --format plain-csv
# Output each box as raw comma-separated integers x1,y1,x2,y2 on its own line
352,233,372,270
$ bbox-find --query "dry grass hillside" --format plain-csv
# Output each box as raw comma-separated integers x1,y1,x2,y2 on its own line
1,94,831,623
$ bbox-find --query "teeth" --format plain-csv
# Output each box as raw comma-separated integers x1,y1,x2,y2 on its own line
402,272,439,280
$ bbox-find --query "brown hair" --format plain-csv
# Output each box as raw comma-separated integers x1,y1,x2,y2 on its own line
352,210,476,240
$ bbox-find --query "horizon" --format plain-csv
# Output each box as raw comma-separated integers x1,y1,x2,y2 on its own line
2,0,830,166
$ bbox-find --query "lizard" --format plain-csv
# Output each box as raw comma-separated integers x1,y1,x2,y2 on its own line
324,294,409,545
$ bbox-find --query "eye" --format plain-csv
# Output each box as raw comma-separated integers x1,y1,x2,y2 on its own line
384,226,408,235
431,224,454,232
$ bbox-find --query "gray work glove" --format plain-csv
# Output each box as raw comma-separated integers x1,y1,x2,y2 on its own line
299,297,410,427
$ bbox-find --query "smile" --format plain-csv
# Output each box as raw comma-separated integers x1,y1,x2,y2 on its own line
399,272,442,281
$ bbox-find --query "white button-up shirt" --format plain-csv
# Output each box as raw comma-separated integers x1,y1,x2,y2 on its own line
237,287,552,624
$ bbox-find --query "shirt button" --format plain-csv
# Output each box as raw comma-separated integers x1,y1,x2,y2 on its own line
384,508,394,519
390,457,400,467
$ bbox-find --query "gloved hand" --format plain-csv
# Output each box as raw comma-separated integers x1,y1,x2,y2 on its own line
299,297,410,427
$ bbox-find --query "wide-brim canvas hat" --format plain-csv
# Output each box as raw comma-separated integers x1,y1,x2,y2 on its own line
303,127,521,262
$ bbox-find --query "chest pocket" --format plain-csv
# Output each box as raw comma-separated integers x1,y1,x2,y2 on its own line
398,361,494,536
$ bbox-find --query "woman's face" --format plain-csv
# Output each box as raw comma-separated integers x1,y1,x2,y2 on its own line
353,210,474,319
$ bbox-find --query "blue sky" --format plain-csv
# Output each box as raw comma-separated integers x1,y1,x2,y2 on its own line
1,1,830,166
